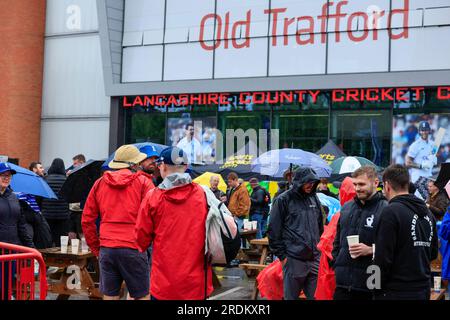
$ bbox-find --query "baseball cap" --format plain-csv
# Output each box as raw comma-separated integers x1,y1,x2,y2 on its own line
0,163,17,175
419,121,431,132
139,145,160,159
157,147,189,165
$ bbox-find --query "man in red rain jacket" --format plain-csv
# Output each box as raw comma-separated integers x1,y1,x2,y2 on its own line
82,145,154,300
135,147,213,300
315,177,356,299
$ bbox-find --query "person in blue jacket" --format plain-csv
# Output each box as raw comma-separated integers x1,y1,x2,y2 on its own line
439,205,450,284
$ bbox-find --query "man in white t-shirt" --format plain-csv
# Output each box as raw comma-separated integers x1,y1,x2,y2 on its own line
405,121,437,183
176,123,202,164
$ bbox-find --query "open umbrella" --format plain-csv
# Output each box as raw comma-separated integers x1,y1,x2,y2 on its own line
102,142,168,170
316,140,346,165
330,156,379,175
60,160,105,203
190,143,272,181
8,163,57,199
251,148,332,178
317,192,341,223
193,172,227,193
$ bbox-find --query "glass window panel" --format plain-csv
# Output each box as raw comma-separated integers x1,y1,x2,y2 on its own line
391,27,450,71
165,0,216,43
330,109,392,167
269,35,326,76
122,46,163,82
216,0,269,38
272,111,329,152
214,38,268,78
164,42,214,81
328,30,389,73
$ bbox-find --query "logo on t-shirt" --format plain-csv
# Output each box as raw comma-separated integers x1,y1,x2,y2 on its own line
365,215,374,228
411,214,434,247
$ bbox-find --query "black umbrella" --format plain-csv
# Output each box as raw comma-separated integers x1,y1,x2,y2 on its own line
315,140,347,165
60,160,105,203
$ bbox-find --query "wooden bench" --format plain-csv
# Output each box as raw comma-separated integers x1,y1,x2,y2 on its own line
430,289,446,300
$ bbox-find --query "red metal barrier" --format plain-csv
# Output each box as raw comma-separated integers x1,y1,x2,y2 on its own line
0,242,48,300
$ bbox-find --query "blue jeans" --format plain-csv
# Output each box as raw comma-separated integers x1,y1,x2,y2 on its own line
234,217,244,231
250,212,267,239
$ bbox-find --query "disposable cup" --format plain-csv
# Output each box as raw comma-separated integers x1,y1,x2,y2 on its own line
434,276,442,291
60,236,69,253
81,237,89,253
71,239,80,254
252,221,258,230
347,235,359,258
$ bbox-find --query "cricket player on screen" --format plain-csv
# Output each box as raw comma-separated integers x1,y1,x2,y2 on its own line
405,121,441,199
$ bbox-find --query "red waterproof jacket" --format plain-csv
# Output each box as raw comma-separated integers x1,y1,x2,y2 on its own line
82,170,154,256
315,177,355,300
135,182,214,300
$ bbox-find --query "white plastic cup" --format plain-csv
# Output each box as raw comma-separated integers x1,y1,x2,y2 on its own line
60,236,69,253
71,239,80,254
434,276,442,291
347,235,359,258
81,237,89,253
244,221,252,230
252,221,258,230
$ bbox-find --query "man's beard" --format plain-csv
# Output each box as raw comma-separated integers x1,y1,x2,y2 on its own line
143,168,155,175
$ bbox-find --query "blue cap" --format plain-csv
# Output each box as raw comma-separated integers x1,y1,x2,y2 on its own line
139,145,160,159
157,147,189,165
0,163,17,175
419,121,431,132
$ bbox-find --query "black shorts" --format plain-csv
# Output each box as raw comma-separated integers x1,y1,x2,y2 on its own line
99,247,150,299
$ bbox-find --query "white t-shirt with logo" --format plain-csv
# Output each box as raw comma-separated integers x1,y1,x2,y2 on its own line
177,137,202,163
406,138,434,183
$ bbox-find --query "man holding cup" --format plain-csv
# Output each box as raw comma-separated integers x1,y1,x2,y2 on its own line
331,166,388,300
374,165,438,300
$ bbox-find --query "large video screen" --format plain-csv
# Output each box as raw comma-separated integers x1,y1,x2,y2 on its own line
167,116,217,164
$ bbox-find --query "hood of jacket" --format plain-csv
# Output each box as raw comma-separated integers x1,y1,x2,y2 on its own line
339,177,356,206
292,167,320,194
158,173,194,204
102,170,141,189
390,194,430,218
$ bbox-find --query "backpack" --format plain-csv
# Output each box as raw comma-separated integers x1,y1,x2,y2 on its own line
201,186,241,265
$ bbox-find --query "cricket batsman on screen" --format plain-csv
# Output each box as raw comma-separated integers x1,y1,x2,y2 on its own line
405,121,446,199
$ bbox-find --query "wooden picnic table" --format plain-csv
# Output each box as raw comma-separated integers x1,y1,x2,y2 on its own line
236,229,258,262
239,237,271,300
39,247,102,300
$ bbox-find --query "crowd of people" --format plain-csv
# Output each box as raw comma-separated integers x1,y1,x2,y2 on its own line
1,142,450,301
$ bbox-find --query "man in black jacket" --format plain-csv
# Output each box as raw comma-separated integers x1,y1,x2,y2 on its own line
268,167,324,300
249,178,270,239
41,158,70,247
374,164,438,300
331,166,388,300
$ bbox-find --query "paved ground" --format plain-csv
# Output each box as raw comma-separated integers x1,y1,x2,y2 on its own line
44,266,256,300
42,266,449,300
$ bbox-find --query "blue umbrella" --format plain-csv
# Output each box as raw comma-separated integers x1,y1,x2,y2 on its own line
8,163,57,199
316,192,341,223
252,148,332,178
102,142,168,170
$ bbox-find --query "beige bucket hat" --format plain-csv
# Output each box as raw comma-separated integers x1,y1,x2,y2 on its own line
109,145,148,169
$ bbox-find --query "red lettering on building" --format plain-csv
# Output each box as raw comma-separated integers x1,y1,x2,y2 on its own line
198,0,409,49
438,87,450,100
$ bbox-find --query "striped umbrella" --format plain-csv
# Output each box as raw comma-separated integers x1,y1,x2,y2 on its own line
330,156,379,175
